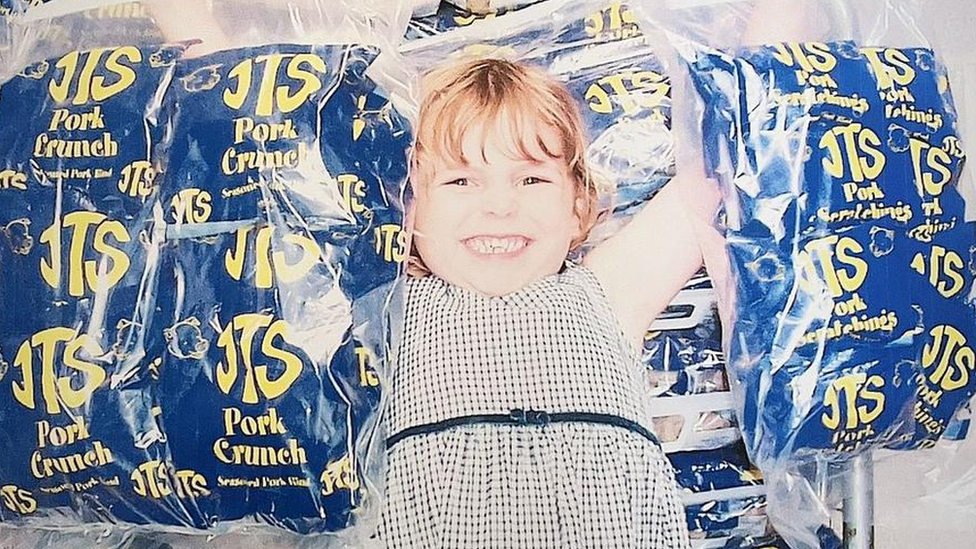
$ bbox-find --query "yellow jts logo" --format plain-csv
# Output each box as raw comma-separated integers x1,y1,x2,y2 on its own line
910,246,965,299
819,123,886,184
861,47,917,90
585,70,669,116
771,42,837,74
40,211,131,298
796,235,868,298
0,169,27,191
320,455,359,496
0,485,37,515
223,53,327,116
922,325,975,392
48,47,142,105
584,1,640,40
11,328,107,414
909,137,953,198
216,314,304,404
117,161,156,199
131,460,209,500
374,224,406,264
337,174,368,216
822,373,885,431
224,225,320,289
170,188,213,224
356,347,379,388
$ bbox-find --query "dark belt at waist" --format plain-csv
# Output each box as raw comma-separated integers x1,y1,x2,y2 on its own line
386,408,659,450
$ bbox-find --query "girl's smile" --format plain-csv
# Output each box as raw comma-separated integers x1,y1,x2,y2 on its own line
462,235,532,256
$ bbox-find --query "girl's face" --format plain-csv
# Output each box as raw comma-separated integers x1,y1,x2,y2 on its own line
412,120,581,296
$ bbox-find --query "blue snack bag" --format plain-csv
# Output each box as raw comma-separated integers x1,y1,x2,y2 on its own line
4,2,162,63
687,39,976,465
644,271,746,455
406,1,517,40
654,2,976,538
151,43,408,532
644,270,725,396
719,532,842,549
406,0,642,44
669,444,768,542
690,34,976,480
0,43,186,525
645,270,773,543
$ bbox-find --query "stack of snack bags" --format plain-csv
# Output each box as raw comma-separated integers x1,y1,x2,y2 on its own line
646,270,805,548
0,0,412,540
636,0,976,547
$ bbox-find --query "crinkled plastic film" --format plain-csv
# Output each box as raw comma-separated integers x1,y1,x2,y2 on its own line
631,1,976,548
0,40,185,527
0,0,413,546
439,0,544,16
0,0,415,115
645,267,798,548
0,1,166,84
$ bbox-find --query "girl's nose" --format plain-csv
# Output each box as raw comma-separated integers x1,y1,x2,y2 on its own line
481,183,518,217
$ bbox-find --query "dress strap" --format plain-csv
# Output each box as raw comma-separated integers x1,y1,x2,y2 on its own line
386,408,660,450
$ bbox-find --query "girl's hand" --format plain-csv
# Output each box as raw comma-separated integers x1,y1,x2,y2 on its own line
146,0,232,57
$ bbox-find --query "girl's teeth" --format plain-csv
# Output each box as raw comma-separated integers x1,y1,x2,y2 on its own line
469,237,525,254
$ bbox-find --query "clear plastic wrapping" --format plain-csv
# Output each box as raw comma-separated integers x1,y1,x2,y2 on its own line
0,0,415,108
5,1,975,547
0,40,186,527
0,0,413,543
147,41,409,533
631,1,976,548
645,269,797,548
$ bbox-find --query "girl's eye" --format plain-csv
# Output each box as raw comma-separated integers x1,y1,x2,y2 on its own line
521,176,550,186
443,178,469,187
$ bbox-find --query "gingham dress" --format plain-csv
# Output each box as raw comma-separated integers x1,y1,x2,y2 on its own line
380,264,689,549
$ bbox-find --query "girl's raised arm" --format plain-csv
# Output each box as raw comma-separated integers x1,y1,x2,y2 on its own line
585,0,819,349
583,164,717,349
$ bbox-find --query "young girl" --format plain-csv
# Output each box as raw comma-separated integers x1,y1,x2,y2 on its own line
382,57,704,548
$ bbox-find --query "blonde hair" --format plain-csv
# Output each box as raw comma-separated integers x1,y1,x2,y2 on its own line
408,57,599,276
